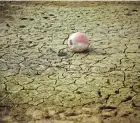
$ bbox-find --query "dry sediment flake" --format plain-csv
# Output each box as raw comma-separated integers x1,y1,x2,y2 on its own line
0,2,140,123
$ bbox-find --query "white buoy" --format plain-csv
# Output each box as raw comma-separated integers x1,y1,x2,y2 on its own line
68,32,89,52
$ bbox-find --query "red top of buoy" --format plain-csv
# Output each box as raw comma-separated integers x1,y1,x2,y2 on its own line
71,32,89,44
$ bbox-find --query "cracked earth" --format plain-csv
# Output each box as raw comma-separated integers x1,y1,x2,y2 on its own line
0,1,140,123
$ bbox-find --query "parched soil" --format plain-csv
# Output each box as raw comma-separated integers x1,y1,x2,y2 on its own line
0,1,140,123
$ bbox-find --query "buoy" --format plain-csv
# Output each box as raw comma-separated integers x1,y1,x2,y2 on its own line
68,32,89,52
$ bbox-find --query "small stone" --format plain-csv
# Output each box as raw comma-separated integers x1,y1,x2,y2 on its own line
57,51,67,57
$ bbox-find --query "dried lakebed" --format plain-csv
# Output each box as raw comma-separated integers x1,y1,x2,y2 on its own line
0,2,140,123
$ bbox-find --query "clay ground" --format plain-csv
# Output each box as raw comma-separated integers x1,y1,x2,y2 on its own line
0,1,140,123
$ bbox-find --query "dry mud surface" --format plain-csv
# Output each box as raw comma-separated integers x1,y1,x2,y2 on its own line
0,1,140,123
